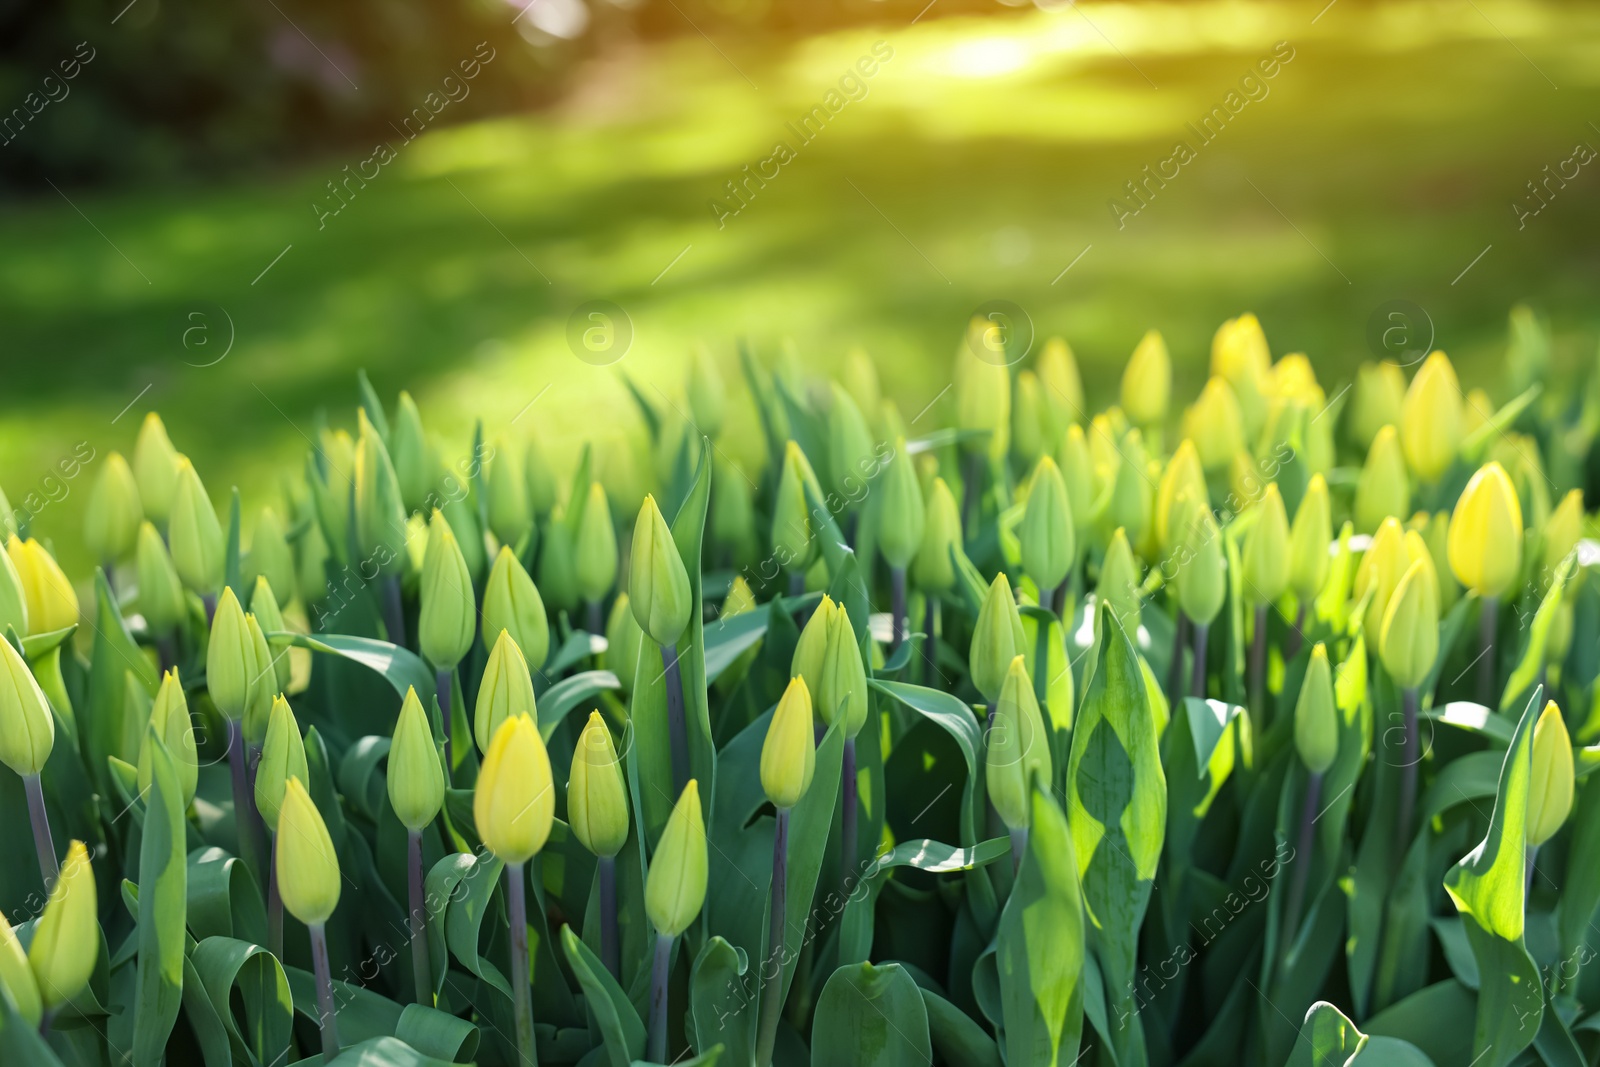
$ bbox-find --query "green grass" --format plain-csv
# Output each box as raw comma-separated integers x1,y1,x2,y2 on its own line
5,0,1600,572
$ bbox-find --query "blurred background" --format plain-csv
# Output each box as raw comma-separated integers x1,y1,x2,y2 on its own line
3,0,1600,571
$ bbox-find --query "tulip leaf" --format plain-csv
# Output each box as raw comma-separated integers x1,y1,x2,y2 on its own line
357,368,391,443
921,987,1001,1067
870,680,982,844
1499,553,1573,713
689,935,752,1064
703,609,768,686
316,1035,464,1066
85,569,159,789
1283,1001,1367,1067
546,630,606,677
1423,701,1514,745
0,992,64,1065
561,924,645,1067
186,846,268,946
1363,979,1476,1067
1460,384,1541,461
538,669,621,742
270,630,433,700
668,436,719,822
809,961,933,1067
131,734,186,1066
867,837,1011,876
444,851,512,999
188,936,295,1067
19,623,76,660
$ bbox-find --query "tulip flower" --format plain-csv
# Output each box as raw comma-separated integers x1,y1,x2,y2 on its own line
1542,489,1583,587
1211,314,1271,437
1288,474,1332,629
1012,370,1048,466
1154,440,1206,560
1285,645,1336,932
8,536,78,635
243,612,276,748
168,458,224,602
688,344,726,439
136,522,185,650
842,346,882,424
1037,336,1085,435
645,780,707,1063
484,436,532,550
1174,501,1225,698
483,544,550,674
955,321,1012,460
1183,378,1246,472
1527,702,1573,850
604,593,646,696
84,451,142,570
249,577,291,693
28,840,96,1023
1449,462,1524,701
1105,428,1151,549
1399,352,1463,483
256,694,307,956
1380,558,1440,693
0,909,40,1027
631,494,693,791
0,548,24,649
132,412,181,525
575,482,619,633
1058,423,1095,543
1121,329,1171,431
1353,425,1409,535
137,668,198,809
792,594,835,705
475,629,536,754
523,436,558,519
0,634,56,886
388,686,445,1002
756,679,815,1065
354,410,409,643
390,391,438,514
277,778,343,1058
878,439,924,650
912,476,962,597
569,710,629,980
1020,456,1075,611
1099,527,1142,636
1355,517,1409,639
987,657,1053,855
1242,483,1290,711
247,507,296,609
1350,362,1406,450
971,573,1025,707
772,443,818,587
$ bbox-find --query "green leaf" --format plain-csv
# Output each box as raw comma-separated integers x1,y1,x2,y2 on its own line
444,851,511,999
19,624,76,660
85,569,158,786
921,987,1001,1067
690,935,751,1062
269,631,433,699
561,925,646,1067
1499,553,1573,712
809,962,933,1067
870,680,982,844
703,610,768,686
188,936,294,1067
1423,702,1514,745
1363,980,1475,1067
867,837,1011,877
186,846,267,946
1283,1001,1367,1067
396,1004,481,1063
538,670,621,742
131,734,186,1066
668,437,719,822
312,1035,462,1066
1460,384,1540,460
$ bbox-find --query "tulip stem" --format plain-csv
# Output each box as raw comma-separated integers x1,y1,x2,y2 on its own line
408,829,431,1004
382,575,407,649
922,597,938,687
1398,687,1419,841
1009,825,1028,874
227,719,268,878
1285,770,1322,946
267,838,283,960
436,667,454,783
662,641,690,796
23,773,57,890
648,931,672,1063
586,599,603,637
1526,843,1539,902
156,633,177,674
1285,604,1305,660
309,922,341,1062
841,737,859,894
1189,620,1209,700
202,592,217,626
506,862,536,1067
755,807,790,1067
599,855,619,982
960,452,982,541
1249,604,1268,723
1478,595,1499,705
1167,612,1189,703
890,566,907,654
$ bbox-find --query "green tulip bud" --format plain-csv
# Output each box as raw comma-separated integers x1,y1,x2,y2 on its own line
772,442,818,575
1353,425,1409,535
419,510,476,671
1154,440,1207,558
0,909,40,1026
912,478,962,593
294,510,332,607
842,347,882,424
0,541,26,639
1020,456,1074,595
1057,424,1094,540
132,412,181,525
645,780,707,937
138,669,197,808
1289,474,1332,603
1242,483,1290,606
486,437,532,548
1349,362,1405,451
819,604,869,738
1294,644,1338,774
275,779,341,925
354,410,407,575
1105,427,1151,548
688,345,726,439
1527,702,1574,847
475,629,536,754
1354,518,1408,635
1379,557,1440,691
827,385,875,502
206,587,254,721
1037,337,1084,431
536,509,578,615
136,521,186,632
475,714,555,865
249,577,292,694
629,495,692,647
1174,503,1225,626
1543,489,1583,585
524,436,558,518
246,508,295,608
389,686,444,832
955,321,1011,459
971,574,1025,705
1549,598,1575,662
84,451,142,563
483,545,550,670
167,459,225,596
792,595,835,703
762,678,816,809
1121,329,1171,428
242,613,275,746
1399,351,1463,483
1182,378,1246,471
986,656,1052,830
391,391,439,514
0,634,53,777
1447,462,1524,599
27,840,97,1009
6,537,78,636
712,455,757,566
254,695,307,832
569,711,630,857
575,482,619,605
1099,527,1142,630
605,593,646,694
877,439,924,571
1012,370,1048,466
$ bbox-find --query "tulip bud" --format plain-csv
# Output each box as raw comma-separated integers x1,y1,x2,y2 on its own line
249,577,292,694
255,695,307,832
1353,425,1409,535
645,780,707,937
575,483,619,605
877,440,924,571
971,574,1026,704
686,344,726,439
1396,351,1464,483
1037,337,1085,433
826,386,874,500
986,656,1052,830
418,511,475,671
1447,462,1524,599
1020,456,1074,595
1268,353,1320,405
912,478,962,593
206,587,254,721
1242,484,1290,606
791,595,835,702
1211,314,1271,438
1379,557,1439,691
138,669,197,807
1549,599,1575,664
0,909,40,1026
568,711,629,857
518,436,556,520
480,545,548,671
295,511,332,607
762,677,816,809
842,347,882,424
168,459,224,596
475,714,555,865
535,510,578,616
1294,644,1338,774
955,323,1011,459
1174,504,1225,626
1543,489,1583,585
27,840,97,1009
1099,527,1142,629
1121,330,1171,428
1153,440,1206,560
242,508,294,609
242,613,275,746
630,495,692,647
133,413,181,524
84,452,142,564
133,522,186,633
1105,428,1152,549
818,604,869,738
1057,424,1095,540
1183,378,1246,471
711,455,757,566
275,779,341,925
1462,388,1493,440
1012,370,1048,466
1350,362,1406,451
0,543,25,639
772,442,818,576
388,686,444,832
1527,702,1574,847
354,410,408,574
0,636,53,778
6,538,74,638
1289,474,1332,604
1228,450,1266,512
475,629,536,754
1355,517,1408,636
1490,434,1551,533
390,391,437,513
605,593,646,694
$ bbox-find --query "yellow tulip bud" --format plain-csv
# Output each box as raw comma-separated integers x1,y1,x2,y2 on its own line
1399,352,1463,483
138,669,198,806
1350,362,1406,451
1527,702,1574,847
645,780,707,937
1380,558,1440,691
986,656,1052,830
206,587,254,721
1211,314,1271,437
842,347,882,424
1154,441,1207,558
792,595,835,704
1543,489,1583,585
7,537,78,634
1037,337,1085,433
1241,483,1290,605
1289,474,1332,603
132,413,181,524
1099,527,1142,630
568,711,629,857
254,695,307,832
575,483,619,605
819,605,869,738
1020,456,1075,595
481,544,549,672
1355,518,1408,636
0,548,25,645
1462,388,1494,440
1447,462,1524,599
955,322,1011,459
417,511,476,671
27,840,97,1009
1183,378,1246,471
84,452,143,564
0,909,40,1026
246,507,295,608
912,478,962,593
878,440,925,572
242,613,276,746
389,686,445,832
248,577,291,693
475,629,536,754
482,439,530,548
630,495,692,647
1057,424,1095,540
1268,353,1320,405
1353,425,1409,535
1549,599,1574,664
1174,504,1225,626
475,714,555,865
761,677,816,809
1294,644,1338,774
771,443,818,576
971,574,1025,704
168,459,224,596
1121,330,1171,427
1012,370,1048,466
0,634,53,777
275,779,341,925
